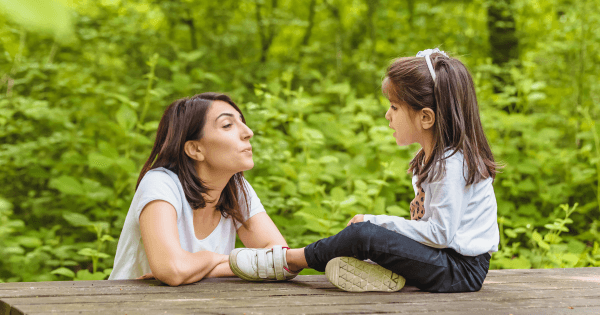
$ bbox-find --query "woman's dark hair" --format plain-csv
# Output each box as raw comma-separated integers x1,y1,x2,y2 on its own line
136,92,249,226
383,52,499,188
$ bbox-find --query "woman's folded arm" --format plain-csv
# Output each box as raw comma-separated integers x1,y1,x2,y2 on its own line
139,200,226,286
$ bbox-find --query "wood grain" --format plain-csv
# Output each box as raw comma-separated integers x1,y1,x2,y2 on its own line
1,268,599,315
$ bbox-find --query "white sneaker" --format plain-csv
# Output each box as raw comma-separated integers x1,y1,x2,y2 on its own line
325,257,405,292
229,245,298,281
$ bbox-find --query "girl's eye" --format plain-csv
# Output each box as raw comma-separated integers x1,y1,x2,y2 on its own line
223,123,232,128
391,105,398,110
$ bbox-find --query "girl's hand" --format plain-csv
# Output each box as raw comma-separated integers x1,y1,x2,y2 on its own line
347,214,365,226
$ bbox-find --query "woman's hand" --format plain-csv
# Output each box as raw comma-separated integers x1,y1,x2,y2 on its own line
137,273,155,280
347,214,365,226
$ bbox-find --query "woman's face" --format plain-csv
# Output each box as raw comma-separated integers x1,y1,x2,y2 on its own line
198,100,254,174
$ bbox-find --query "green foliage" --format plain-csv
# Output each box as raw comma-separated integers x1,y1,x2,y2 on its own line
1,0,599,281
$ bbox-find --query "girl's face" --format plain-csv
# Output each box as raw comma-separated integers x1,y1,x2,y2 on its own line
385,101,421,147
198,100,254,174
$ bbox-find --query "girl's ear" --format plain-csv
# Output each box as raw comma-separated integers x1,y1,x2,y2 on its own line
184,140,205,162
420,108,436,130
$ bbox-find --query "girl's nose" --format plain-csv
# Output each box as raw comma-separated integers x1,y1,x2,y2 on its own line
385,108,391,121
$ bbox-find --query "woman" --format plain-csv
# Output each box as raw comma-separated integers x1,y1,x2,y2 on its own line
109,93,296,286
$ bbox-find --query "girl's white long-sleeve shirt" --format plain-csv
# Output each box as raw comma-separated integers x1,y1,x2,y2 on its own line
364,151,499,256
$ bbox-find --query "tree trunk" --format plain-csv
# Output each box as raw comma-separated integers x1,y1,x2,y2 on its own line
487,0,519,111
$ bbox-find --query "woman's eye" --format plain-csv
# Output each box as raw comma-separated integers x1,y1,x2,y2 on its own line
391,105,397,110
223,123,232,128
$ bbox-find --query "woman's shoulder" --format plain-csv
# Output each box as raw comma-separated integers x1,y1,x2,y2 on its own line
138,167,182,192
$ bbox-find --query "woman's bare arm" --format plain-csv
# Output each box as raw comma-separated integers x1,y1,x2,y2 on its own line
139,200,230,286
236,212,288,248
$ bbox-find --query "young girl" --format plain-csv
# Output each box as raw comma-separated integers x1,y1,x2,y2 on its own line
229,49,500,293
109,93,296,285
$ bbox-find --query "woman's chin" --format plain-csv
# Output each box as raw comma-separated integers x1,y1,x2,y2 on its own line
242,161,255,171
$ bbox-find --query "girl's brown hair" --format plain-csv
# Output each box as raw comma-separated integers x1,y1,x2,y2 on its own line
136,92,249,226
384,52,498,188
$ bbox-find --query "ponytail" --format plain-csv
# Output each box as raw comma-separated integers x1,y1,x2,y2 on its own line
384,51,498,187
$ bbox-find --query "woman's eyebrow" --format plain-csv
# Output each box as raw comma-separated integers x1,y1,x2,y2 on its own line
215,112,243,122
215,113,235,122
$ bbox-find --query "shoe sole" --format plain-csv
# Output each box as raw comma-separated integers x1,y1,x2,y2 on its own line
325,257,405,292
229,248,263,282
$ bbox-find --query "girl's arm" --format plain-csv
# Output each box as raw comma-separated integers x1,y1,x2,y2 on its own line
236,212,288,248
139,200,230,286
364,156,466,248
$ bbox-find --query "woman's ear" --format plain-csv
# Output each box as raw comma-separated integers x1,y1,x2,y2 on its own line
420,108,435,130
184,140,205,162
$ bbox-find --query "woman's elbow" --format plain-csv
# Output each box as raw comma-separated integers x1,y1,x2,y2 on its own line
152,264,185,286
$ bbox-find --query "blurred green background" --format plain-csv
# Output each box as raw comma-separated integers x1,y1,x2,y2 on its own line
0,0,599,282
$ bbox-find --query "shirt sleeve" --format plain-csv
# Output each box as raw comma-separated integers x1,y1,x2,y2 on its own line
364,156,466,248
235,178,267,229
134,170,183,222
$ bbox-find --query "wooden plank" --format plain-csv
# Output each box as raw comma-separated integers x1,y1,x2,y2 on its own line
4,281,600,312
7,294,600,315
0,268,599,315
3,286,600,309
1,276,597,300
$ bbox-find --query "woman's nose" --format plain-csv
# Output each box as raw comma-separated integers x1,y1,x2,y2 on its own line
241,123,254,140
385,108,391,121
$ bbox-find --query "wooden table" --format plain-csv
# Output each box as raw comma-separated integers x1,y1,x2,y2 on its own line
1,268,599,314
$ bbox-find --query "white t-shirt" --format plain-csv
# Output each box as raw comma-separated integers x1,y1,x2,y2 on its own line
109,167,265,280
364,151,499,256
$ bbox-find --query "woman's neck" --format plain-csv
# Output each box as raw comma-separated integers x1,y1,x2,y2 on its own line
195,164,234,209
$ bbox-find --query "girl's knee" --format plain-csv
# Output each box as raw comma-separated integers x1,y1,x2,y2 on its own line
342,221,382,249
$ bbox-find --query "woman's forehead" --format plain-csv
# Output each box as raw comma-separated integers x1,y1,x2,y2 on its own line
208,100,238,118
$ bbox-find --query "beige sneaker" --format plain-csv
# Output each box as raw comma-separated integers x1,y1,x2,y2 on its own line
229,245,298,281
325,257,405,292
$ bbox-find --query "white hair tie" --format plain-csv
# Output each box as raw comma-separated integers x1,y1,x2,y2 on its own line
416,48,448,85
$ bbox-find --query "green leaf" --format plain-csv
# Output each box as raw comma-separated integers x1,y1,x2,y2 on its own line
0,0,73,41
494,257,532,269
16,236,42,248
354,180,367,192
116,104,138,131
319,156,339,164
88,152,114,170
49,176,83,195
339,196,358,208
78,248,110,259
373,197,386,215
298,181,316,195
75,269,107,281
504,229,517,238
386,205,409,217
51,267,75,278
139,120,159,131
100,235,115,242
63,212,92,227
330,187,346,202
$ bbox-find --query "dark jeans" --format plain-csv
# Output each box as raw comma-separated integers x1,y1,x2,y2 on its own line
304,221,490,293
